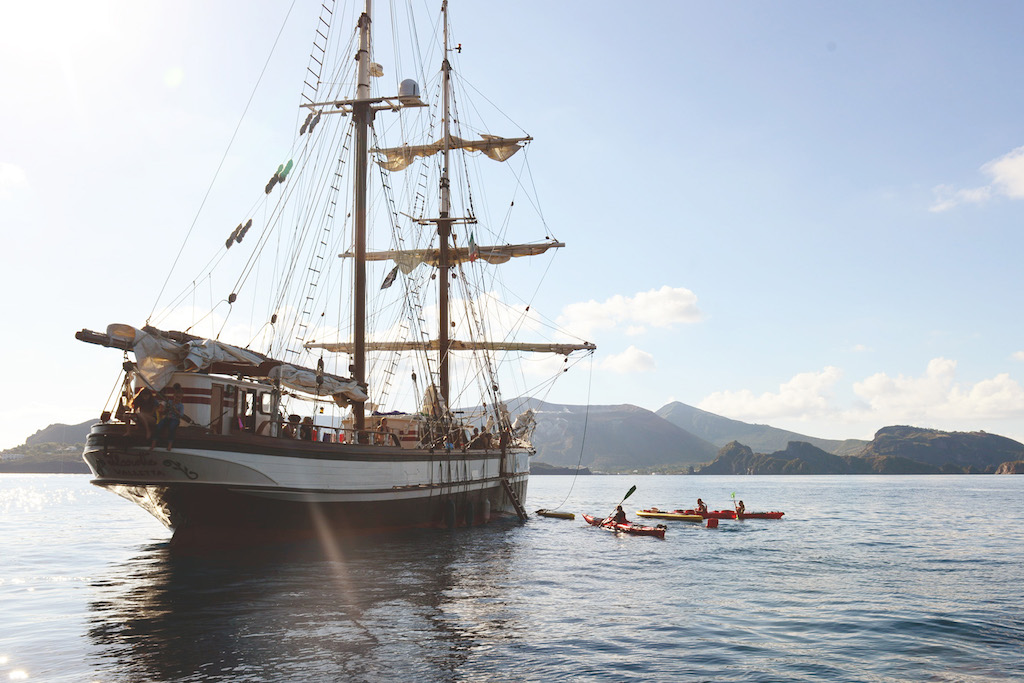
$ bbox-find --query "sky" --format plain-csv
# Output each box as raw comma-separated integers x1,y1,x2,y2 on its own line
3,0,1024,449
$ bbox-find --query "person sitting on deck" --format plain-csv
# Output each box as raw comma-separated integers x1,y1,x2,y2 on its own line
468,427,488,450
696,498,708,514
300,416,316,441
375,417,392,445
283,414,300,438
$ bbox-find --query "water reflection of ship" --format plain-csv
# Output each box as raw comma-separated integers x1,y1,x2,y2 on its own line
87,530,524,680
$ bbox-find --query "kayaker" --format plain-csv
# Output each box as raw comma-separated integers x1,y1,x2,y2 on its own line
736,500,746,515
607,505,628,525
696,498,708,514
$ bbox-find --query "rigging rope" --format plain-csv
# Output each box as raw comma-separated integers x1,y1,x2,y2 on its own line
148,0,299,325
540,352,596,513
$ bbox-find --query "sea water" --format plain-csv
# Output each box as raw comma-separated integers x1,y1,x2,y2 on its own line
1,473,1021,682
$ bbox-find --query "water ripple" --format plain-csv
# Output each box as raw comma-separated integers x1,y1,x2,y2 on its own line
2,474,1023,681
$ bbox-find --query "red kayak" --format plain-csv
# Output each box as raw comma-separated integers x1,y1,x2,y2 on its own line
582,514,666,539
737,511,785,520
679,509,737,520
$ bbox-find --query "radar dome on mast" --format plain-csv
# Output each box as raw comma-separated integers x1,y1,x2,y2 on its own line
399,79,423,105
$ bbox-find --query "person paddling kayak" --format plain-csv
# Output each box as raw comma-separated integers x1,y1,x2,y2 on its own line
605,505,628,525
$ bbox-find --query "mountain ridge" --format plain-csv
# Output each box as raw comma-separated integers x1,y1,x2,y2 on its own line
656,401,868,455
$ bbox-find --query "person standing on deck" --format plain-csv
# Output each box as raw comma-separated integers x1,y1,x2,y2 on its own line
152,384,184,451
131,387,157,440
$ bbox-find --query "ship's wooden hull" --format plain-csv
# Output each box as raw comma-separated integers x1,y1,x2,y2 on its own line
83,423,528,547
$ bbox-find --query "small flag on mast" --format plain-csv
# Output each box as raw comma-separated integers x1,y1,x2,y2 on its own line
469,232,479,262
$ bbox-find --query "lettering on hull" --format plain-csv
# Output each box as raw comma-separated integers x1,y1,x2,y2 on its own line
92,453,199,481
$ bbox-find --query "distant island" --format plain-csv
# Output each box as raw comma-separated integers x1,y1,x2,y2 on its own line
3,403,1022,475
530,462,592,475
698,429,1024,475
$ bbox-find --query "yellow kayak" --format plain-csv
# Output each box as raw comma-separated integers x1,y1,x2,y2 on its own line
535,509,575,520
635,508,704,523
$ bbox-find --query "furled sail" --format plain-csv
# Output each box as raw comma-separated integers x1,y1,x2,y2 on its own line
374,134,532,171
77,325,368,405
342,241,565,274
304,339,596,356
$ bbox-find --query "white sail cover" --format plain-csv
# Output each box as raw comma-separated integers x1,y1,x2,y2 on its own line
110,325,367,405
123,326,184,392
183,339,265,373
267,365,368,406
374,134,531,172
346,242,565,274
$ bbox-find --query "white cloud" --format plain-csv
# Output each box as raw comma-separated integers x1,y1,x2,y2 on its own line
1012,351,1024,362
0,162,28,200
946,373,1024,419
929,185,991,212
698,366,842,420
601,345,655,374
698,358,1024,432
558,286,702,339
852,357,1024,421
853,358,957,417
984,146,1024,198
930,145,1024,212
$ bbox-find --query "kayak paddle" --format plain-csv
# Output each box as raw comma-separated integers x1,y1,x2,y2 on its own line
618,485,637,507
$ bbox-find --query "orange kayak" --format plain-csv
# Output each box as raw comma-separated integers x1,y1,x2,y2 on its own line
582,514,666,539
679,509,737,520
737,511,785,520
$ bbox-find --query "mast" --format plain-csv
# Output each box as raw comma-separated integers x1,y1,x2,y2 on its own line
438,0,453,414
300,1,425,433
296,1,589,427
352,0,373,436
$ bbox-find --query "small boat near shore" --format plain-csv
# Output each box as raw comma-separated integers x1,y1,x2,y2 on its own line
582,514,666,539
535,509,575,520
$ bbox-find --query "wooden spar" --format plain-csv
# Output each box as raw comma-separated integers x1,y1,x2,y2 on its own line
438,0,453,416
75,328,133,352
304,339,596,355
339,241,566,267
351,1,372,436
74,327,363,389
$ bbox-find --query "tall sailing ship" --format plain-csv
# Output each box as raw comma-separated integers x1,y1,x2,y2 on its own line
76,1,594,546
